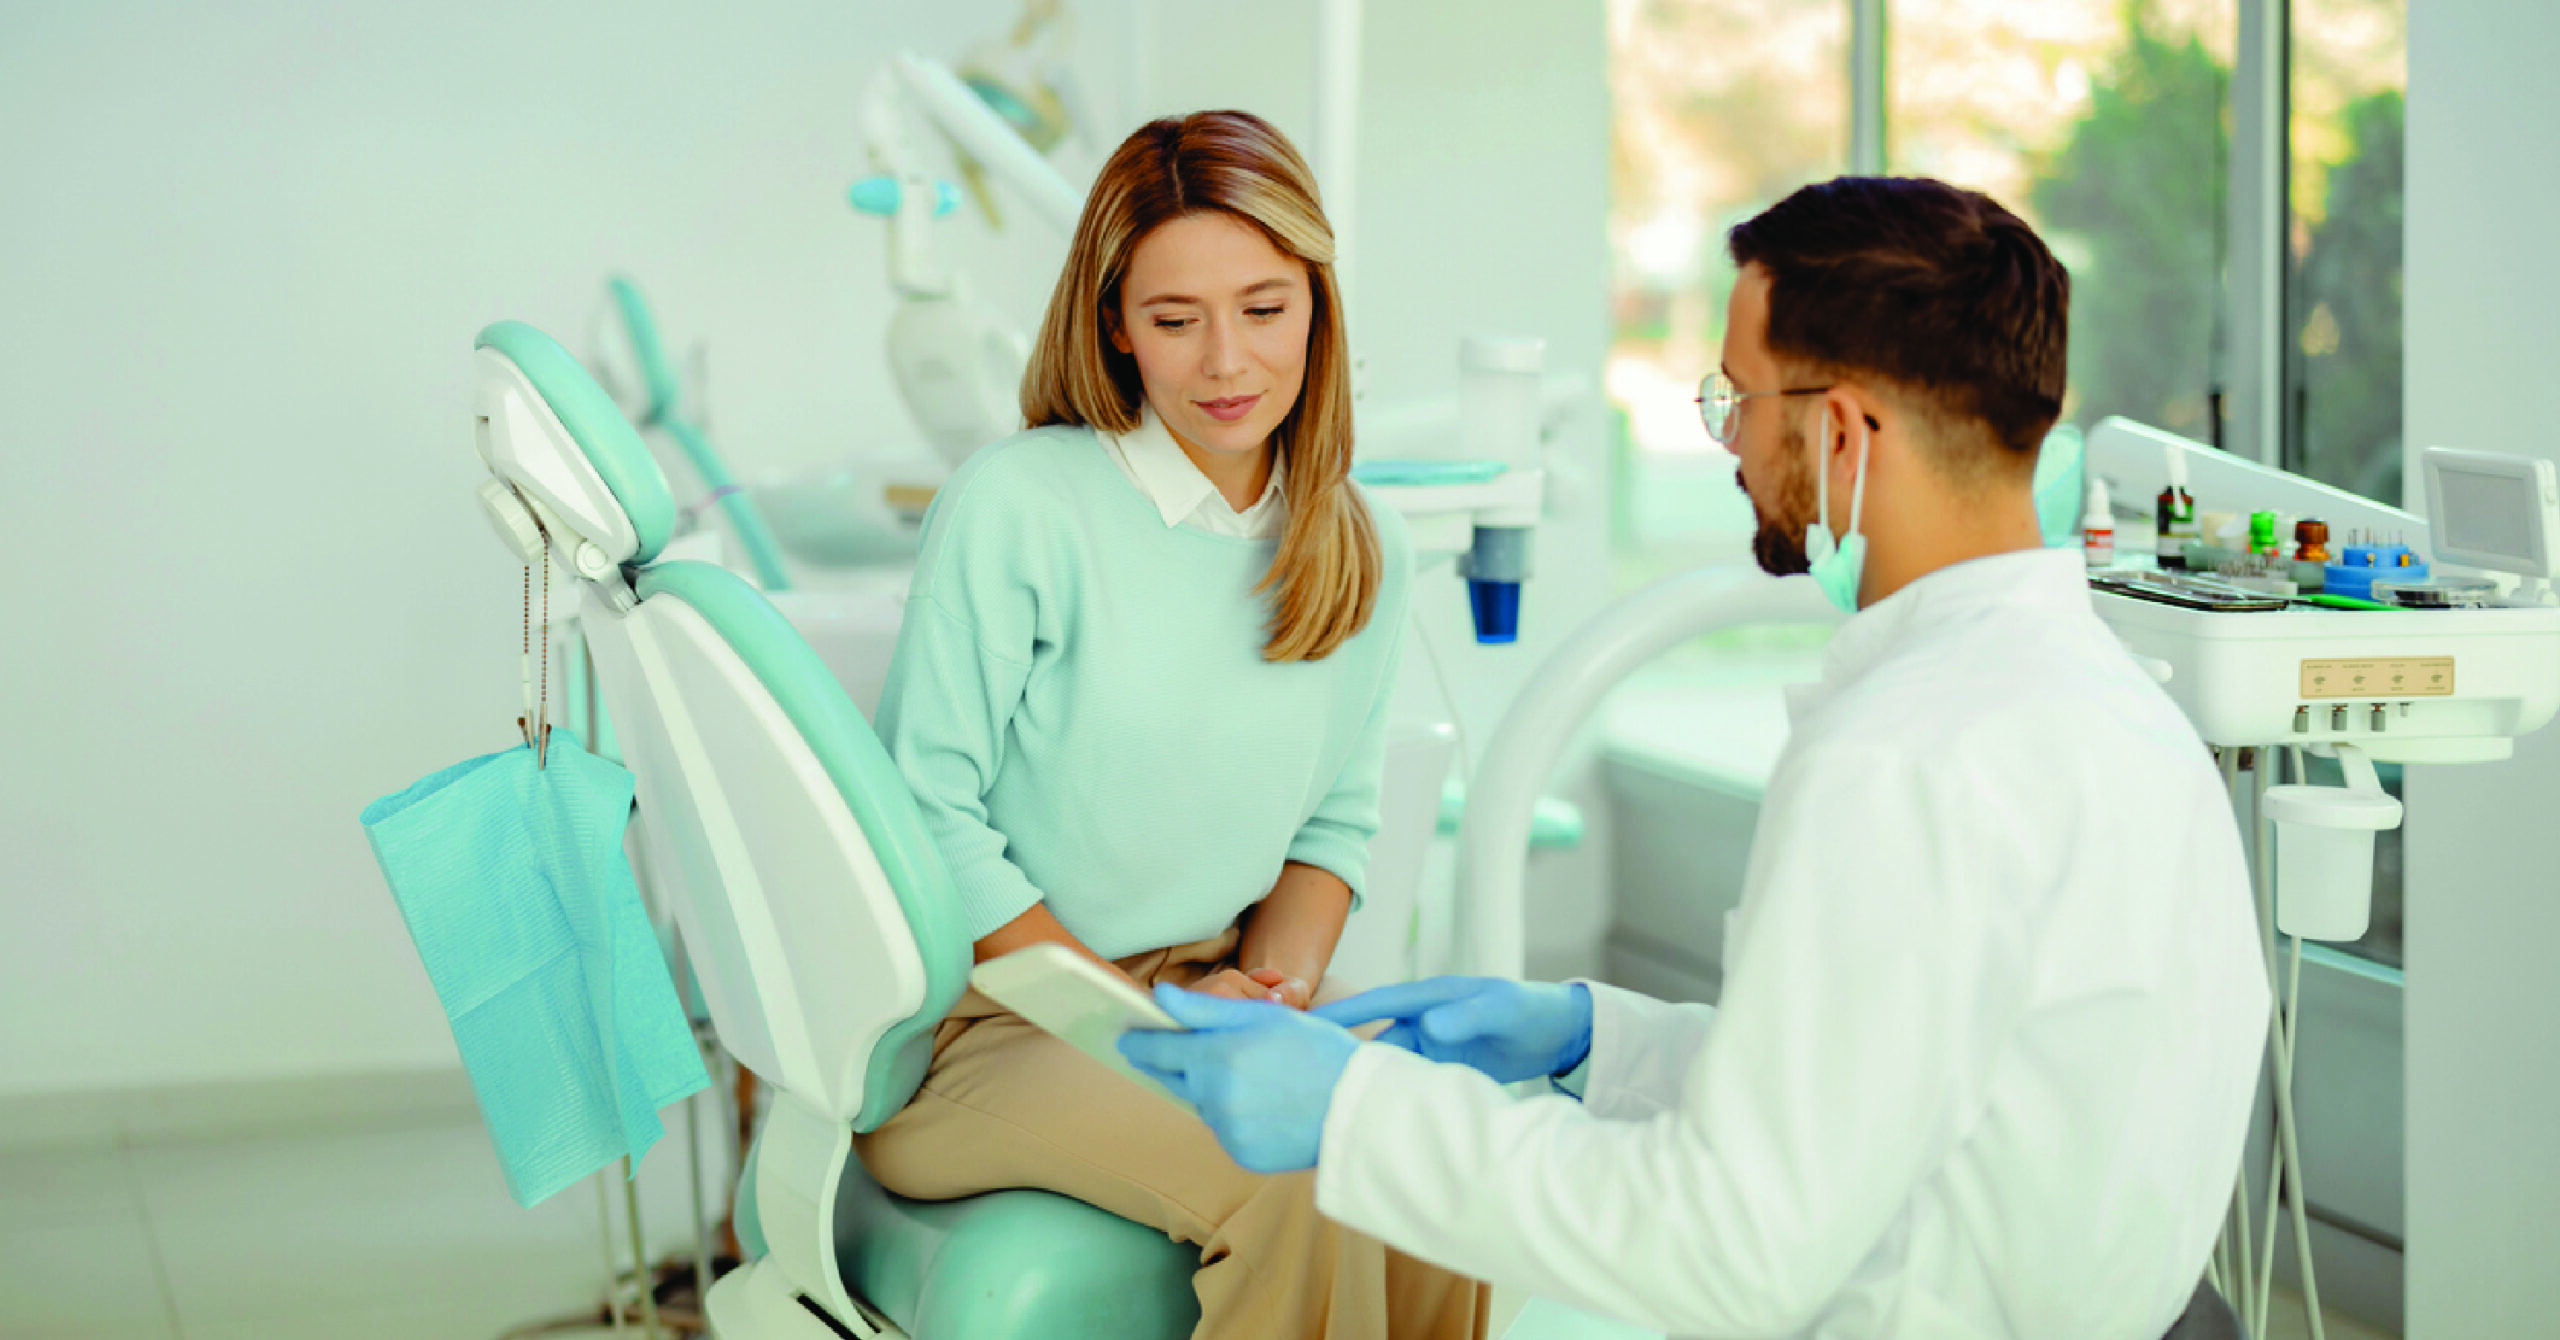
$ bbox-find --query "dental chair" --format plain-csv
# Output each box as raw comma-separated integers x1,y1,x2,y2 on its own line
471,320,1200,1339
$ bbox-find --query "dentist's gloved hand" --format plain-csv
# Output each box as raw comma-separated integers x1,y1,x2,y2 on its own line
1117,984,1359,1174
1314,977,1592,1084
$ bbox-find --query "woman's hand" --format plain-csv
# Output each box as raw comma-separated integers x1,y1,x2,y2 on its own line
1191,967,1292,1004
1232,863,1348,1012
1246,967,1315,1010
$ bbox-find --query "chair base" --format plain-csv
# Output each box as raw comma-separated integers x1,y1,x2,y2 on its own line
738,1107,1199,1340
707,1258,908,1340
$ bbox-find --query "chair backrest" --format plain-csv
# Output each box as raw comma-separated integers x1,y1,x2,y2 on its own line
472,320,970,1130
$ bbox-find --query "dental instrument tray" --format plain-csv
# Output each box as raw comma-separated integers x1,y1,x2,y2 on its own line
2091,588,2560,757
2090,570,2290,612
2372,575,2501,609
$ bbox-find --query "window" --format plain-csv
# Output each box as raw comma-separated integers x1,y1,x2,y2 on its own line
1896,0,2235,445
1605,0,1847,596
1603,8,2413,1320
1606,2,2409,970
2287,0,2407,503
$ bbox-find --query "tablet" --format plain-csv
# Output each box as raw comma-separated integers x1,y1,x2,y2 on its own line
969,943,1190,1106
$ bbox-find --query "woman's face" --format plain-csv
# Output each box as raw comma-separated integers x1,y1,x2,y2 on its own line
1111,211,1314,462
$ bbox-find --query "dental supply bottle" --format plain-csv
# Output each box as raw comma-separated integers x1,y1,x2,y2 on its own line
2083,476,2115,568
2290,520,2332,592
2154,449,2195,569
2250,510,2282,558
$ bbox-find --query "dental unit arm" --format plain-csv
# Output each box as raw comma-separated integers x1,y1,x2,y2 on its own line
587,276,795,590
1355,337,1560,644
2082,417,2560,1340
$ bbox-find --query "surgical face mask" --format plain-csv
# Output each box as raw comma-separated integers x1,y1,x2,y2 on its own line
1805,408,1872,612
2030,421,2087,549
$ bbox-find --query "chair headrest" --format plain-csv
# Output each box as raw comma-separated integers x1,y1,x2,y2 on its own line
475,320,677,569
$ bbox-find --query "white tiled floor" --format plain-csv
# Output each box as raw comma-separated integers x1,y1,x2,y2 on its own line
1,1104,725,1340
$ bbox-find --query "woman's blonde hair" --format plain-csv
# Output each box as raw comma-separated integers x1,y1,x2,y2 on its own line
1022,110,1380,663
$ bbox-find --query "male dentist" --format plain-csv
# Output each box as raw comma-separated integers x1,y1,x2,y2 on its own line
1121,177,2269,1340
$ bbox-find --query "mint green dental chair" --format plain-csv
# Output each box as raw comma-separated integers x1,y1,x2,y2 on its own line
470,319,1198,1340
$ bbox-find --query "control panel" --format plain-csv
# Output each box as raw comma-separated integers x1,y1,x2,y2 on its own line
2092,591,2560,759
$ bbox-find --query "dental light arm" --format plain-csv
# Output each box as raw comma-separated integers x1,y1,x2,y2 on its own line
857,67,956,299
857,52,1081,298
893,53,1082,236
1459,574,1840,977
853,51,1083,468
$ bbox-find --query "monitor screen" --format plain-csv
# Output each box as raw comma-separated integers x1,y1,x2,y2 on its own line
2436,468,2547,569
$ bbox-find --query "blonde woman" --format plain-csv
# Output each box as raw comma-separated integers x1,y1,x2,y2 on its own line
856,111,1487,1338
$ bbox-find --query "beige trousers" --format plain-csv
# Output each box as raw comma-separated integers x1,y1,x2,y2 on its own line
852,927,1489,1340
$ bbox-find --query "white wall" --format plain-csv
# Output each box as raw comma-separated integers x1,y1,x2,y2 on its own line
2401,2,2560,1332
0,0,1122,1098
0,1,1609,1097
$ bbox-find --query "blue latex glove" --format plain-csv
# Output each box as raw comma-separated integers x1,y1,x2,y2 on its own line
1314,977,1592,1084
1117,984,1359,1174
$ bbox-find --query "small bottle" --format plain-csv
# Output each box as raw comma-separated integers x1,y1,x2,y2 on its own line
2155,451,2195,569
2083,476,2115,568
2295,520,2331,564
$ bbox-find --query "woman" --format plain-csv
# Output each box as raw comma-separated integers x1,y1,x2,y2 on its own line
856,110,1486,1339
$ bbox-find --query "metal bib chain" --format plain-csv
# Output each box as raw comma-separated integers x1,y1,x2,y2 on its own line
519,521,554,767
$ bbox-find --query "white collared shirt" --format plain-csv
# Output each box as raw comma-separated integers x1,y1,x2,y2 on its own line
1317,548,2270,1340
1101,406,1286,539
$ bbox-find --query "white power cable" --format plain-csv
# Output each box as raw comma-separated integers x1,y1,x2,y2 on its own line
1405,569,1471,976
597,1177,627,1335
2213,747,2259,1320
1407,573,1473,785
2236,746,2325,1340
622,1165,664,1340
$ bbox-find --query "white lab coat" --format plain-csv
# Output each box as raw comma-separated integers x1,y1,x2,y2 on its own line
1316,549,2271,1340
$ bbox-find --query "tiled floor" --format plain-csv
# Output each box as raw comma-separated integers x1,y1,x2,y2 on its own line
1,1101,725,1340
2,1102,2399,1340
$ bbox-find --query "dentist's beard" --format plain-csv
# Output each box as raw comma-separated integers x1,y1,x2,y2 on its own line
1741,424,1816,578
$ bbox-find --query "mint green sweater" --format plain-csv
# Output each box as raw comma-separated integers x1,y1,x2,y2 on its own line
876,425,1412,961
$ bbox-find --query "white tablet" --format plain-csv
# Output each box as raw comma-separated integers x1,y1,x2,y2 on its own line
969,943,1190,1106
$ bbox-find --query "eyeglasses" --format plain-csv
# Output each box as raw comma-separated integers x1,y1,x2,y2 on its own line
1695,371,1833,446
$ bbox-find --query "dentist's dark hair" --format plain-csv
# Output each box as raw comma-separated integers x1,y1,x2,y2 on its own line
1729,176,2070,475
